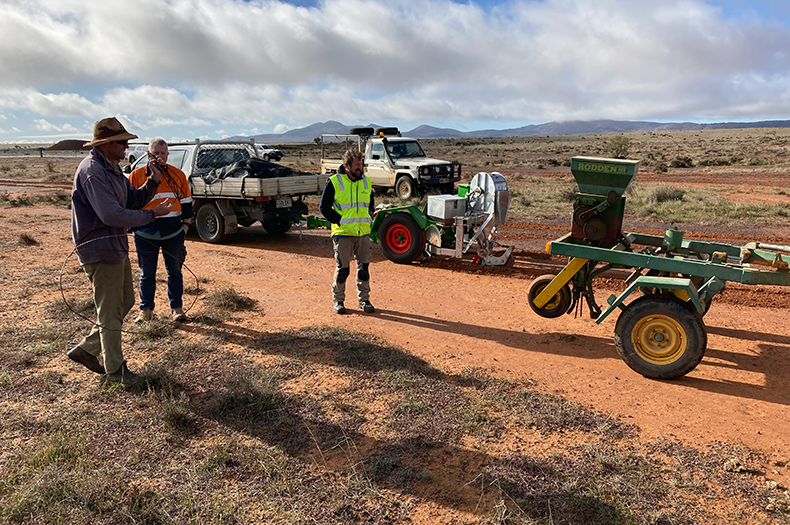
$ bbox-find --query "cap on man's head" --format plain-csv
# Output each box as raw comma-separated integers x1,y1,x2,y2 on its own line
84,117,138,147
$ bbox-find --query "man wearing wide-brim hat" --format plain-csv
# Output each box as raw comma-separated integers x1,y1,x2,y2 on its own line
68,117,173,387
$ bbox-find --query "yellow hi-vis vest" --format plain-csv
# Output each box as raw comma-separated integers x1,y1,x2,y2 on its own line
330,172,373,237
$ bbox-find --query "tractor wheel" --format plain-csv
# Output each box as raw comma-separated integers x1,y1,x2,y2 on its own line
195,204,226,244
614,296,707,379
262,218,291,235
378,213,425,264
527,274,572,319
395,176,417,200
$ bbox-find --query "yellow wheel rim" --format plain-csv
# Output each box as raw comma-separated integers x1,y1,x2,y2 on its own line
631,314,686,364
535,284,561,310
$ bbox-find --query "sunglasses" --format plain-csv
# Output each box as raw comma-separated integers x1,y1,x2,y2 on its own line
115,140,128,146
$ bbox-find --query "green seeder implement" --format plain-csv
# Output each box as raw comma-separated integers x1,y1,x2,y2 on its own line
528,156,790,379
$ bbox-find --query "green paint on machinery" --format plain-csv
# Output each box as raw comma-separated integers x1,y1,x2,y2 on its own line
303,177,514,266
528,156,790,380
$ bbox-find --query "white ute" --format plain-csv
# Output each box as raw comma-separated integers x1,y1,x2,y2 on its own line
319,127,461,199
124,139,327,243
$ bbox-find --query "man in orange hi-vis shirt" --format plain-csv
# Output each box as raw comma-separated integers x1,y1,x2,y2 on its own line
129,138,194,323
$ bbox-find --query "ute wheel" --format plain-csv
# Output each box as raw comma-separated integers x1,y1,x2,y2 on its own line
195,204,226,244
263,154,270,162
527,274,572,319
395,176,417,200
262,218,291,235
614,296,707,379
349,127,374,136
128,155,136,164
379,213,425,264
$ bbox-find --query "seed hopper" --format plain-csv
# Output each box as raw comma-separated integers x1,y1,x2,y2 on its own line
528,156,790,379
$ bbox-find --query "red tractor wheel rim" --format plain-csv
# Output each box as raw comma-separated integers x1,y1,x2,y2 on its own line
385,224,412,254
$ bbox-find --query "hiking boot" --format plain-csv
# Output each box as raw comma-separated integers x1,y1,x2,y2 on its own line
172,308,186,322
334,301,346,314
359,300,375,313
66,345,105,374
102,363,143,388
134,309,154,324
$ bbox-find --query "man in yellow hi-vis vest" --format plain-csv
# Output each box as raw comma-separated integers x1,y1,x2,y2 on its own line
319,150,375,314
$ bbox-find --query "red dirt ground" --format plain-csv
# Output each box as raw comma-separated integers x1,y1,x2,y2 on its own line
3,202,789,494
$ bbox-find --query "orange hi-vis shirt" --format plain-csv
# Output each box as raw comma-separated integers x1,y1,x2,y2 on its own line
129,164,194,239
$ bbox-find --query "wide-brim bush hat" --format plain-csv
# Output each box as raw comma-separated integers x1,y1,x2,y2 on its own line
84,117,138,147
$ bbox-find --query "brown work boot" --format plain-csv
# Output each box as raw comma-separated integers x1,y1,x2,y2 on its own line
134,309,154,324
66,345,105,374
102,363,143,388
171,308,186,322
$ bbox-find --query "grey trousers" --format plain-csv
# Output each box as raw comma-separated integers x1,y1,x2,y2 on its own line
79,258,135,375
332,235,372,303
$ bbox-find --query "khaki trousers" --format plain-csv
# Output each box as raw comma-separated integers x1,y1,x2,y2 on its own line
79,259,135,374
332,235,372,303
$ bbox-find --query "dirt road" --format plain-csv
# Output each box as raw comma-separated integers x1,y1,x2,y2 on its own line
4,204,790,489
216,225,790,475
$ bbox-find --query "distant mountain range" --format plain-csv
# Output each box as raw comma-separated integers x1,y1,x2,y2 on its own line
228,119,790,143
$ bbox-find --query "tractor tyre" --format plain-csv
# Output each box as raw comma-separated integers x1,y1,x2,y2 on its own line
614,296,707,379
378,213,425,264
195,204,226,244
527,274,572,319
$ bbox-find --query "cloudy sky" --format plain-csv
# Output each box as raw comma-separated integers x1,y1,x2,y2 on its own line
1,0,790,143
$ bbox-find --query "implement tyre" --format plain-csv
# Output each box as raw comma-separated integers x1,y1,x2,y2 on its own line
527,274,571,319
379,212,425,264
614,296,707,379
195,203,226,244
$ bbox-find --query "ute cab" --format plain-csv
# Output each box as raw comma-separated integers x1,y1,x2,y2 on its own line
319,126,461,199
366,136,459,197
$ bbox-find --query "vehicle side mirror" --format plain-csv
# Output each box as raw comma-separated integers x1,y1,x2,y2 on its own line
123,165,131,174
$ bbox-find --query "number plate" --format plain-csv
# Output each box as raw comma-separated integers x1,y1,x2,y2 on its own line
275,197,292,208
439,177,450,184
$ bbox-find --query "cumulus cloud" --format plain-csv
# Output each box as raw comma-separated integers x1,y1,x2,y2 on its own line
34,119,78,133
0,0,789,140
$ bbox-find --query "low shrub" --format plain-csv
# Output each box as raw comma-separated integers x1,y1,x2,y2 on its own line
670,156,694,168
649,185,685,203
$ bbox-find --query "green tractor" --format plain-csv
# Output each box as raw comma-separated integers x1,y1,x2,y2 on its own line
307,172,516,266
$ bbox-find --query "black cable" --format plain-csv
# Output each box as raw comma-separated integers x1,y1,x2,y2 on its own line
60,233,201,333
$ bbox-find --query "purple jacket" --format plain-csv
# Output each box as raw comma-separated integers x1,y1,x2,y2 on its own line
71,148,159,264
